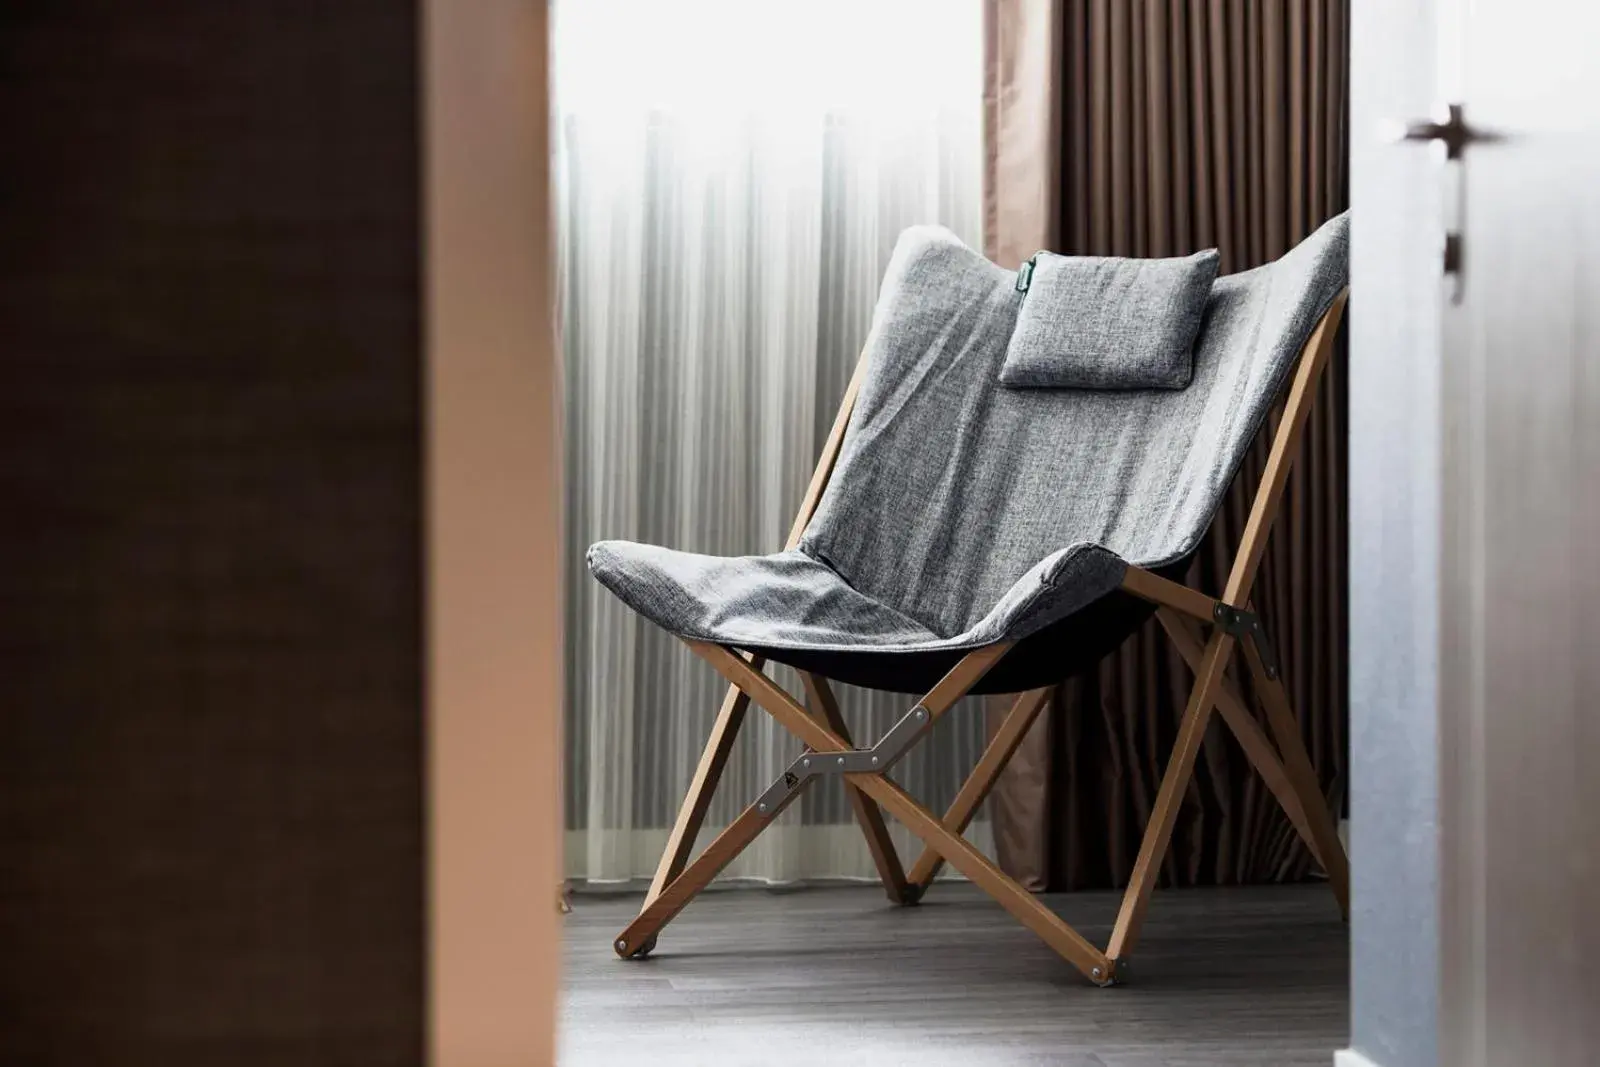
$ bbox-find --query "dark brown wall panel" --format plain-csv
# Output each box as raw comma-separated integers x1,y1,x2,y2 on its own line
0,3,424,1063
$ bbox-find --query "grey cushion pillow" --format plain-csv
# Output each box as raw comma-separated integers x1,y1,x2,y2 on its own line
999,248,1220,390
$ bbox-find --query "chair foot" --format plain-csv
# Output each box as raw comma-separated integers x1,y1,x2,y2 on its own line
897,882,927,906
614,933,657,959
1094,958,1129,987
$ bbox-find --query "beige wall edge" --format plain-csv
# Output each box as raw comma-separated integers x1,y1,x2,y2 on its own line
423,2,560,1065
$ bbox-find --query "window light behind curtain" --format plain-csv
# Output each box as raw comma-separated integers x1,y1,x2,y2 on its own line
558,1,984,885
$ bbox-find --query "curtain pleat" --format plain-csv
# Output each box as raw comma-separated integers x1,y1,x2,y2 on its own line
985,0,1350,890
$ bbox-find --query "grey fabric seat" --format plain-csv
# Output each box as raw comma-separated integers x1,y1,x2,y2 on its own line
588,213,1349,690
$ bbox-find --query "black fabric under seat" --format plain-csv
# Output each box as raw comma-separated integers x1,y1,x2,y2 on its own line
742,559,1193,696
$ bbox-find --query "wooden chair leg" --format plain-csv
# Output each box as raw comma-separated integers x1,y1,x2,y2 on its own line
642,676,754,908
1238,635,1351,919
1105,631,1234,966
615,779,813,957
694,642,1113,984
903,685,1054,895
1156,608,1326,868
800,672,911,903
1095,295,1347,967
621,645,1009,959
862,770,1112,983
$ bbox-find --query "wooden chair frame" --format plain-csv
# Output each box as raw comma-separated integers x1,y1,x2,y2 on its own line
611,293,1351,985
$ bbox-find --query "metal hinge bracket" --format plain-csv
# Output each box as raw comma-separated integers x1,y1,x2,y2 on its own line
1211,603,1281,681
755,704,932,815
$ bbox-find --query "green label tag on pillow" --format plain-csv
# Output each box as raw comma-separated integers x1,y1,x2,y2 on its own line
1015,255,1038,293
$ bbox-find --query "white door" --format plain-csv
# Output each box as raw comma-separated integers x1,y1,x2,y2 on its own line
1438,4,1600,1066
1349,3,1600,1067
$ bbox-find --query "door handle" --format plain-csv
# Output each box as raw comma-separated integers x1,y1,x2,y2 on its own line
1395,103,1490,161
1389,103,1500,301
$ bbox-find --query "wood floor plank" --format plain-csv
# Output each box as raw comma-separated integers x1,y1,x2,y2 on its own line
562,884,1347,1066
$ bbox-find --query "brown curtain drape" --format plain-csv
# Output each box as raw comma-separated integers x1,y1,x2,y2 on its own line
983,0,1349,890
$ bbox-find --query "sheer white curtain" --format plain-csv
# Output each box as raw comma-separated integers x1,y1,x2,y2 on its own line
558,1,986,885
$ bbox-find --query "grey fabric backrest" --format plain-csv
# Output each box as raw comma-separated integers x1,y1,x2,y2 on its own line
800,211,1349,641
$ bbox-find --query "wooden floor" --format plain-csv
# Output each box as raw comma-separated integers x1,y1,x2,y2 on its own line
561,882,1347,1066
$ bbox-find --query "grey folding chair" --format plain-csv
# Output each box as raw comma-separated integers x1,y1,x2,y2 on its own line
587,212,1351,986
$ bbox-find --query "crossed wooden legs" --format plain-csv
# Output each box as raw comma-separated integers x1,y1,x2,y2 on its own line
614,641,1111,982
801,672,913,902
902,684,1054,896
1158,608,1350,916
893,617,1349,926
614,627,1348,985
